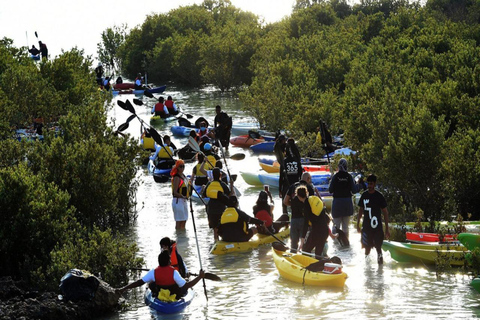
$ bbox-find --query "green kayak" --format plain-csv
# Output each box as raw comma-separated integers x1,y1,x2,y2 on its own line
382,241,468,266
458,233,480,251
471,278,480,293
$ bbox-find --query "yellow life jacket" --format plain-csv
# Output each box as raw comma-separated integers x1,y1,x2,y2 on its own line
158,146,174,159
142,136,155,150
195,163,207,177
204,154,217,171
220,207,247,234
308,196,324,216
205,180,223,199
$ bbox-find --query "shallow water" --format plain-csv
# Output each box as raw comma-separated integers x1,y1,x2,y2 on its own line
103,86,480,320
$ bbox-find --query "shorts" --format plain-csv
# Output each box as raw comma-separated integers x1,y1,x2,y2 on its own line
172,198,188,222
361,228,384,249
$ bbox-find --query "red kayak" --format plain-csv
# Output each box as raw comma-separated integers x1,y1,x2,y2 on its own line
230,135,266,147
113,83,135,90
406,232,457,243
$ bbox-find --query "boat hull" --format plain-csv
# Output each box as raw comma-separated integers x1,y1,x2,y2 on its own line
272,248,347,287
210,228,290,255
144,288,195,314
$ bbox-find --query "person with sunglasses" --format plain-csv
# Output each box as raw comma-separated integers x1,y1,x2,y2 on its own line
171,160,190,229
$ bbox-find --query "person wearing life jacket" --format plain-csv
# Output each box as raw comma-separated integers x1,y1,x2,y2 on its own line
171,160,190,229
299,195,331,257
152,96,169,118
116,251,205,299
150,141,175,169
190,153,209,186
197,121,212,142
160,237,188,278
134,73,144,90
102,77,111,91
253,190,286,235
218,195,263,242
202,167,233,241
200,143,219,172
165,96,179,115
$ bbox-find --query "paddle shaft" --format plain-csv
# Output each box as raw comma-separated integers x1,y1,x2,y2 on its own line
266,228,322,259
189,197,208,300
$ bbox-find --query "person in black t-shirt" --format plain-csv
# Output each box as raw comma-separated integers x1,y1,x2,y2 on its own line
356,174,390,264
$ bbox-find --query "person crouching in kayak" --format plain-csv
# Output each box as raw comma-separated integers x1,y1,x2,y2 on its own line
299,196,331,257
218,195,264,242
116,251,204,299
152,96,169,118
160,237,188,278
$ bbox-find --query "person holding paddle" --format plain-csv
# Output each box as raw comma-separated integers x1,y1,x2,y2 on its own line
116,251,204,299
171,160,190,230
165,96,179,115
152,96,169,118
160,237,188,278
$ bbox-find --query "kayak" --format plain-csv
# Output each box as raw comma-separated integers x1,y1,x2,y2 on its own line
230,122,260,136
240,171,262,186
472,278,480,293
230,135,267,148
257,172,331,189
171,125,213,137
113,83,135,90
148,159,172,182
259,160,330,174
271,248,347,287
381,241,468,266
144,288,195,314
406,232,457,243
458,233,480,250
210,228,290,255
250,141,275,154
150,111,184,125
30,54,40,61
112,85,167,96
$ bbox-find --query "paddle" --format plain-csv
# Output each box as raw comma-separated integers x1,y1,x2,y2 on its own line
217,139,233,184
189,197,208,300
35,31,38,39
271,241,324,260
130,268,221,281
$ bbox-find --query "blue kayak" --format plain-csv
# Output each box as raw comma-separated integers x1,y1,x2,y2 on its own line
250,141,275,154
144,288,195,314
258,173,331,188
112,85,167,96
171,125,199,137
148,159,172,182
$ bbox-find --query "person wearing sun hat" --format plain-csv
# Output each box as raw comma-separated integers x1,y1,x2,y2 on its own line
171,160,190,230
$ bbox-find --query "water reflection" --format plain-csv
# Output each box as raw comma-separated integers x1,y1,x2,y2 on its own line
103,86,479,320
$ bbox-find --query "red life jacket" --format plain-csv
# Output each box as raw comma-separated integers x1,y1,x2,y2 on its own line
154,266,176,286
165,100,175,112
171,243,179,271
255,209,273,227
155,102,166,114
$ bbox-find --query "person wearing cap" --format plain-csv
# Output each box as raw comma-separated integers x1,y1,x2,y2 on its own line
165,96,179,115
299,195,331,257
152,96,169,118
329,158,356,240
218,196,264,242
160,237,188,278
171,160,190,230
199,143,220,173
202,167,233,241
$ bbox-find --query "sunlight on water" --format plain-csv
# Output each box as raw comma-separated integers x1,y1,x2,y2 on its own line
103,86,480,320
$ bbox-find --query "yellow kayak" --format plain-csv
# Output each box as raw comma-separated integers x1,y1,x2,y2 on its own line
259,161,279,173
272,248,347,287
210,228,290,255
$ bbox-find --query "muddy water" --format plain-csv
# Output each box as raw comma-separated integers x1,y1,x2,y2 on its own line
103,86,480,320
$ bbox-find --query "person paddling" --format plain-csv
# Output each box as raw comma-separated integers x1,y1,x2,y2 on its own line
152,96,169,118
165,96,179,115
116,251,204,299
28,45,40,56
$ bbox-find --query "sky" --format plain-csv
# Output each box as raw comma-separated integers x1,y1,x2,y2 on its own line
0,0,296,59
